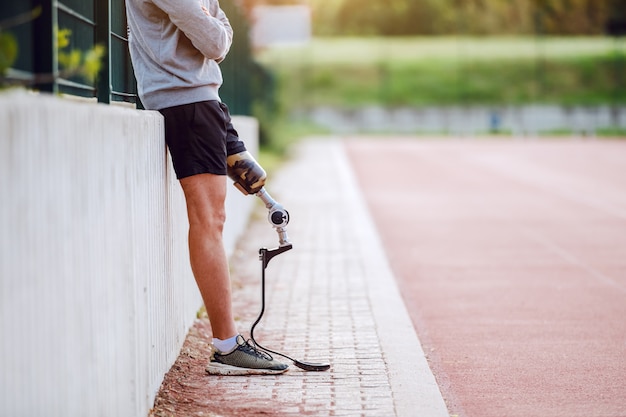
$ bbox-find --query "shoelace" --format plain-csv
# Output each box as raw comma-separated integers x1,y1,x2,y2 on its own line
240,338,275,361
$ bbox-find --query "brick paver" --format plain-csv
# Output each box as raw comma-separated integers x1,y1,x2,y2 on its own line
150,139,448,417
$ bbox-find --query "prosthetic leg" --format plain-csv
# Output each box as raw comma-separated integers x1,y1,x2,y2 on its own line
227,151,330,372
226,151,290,247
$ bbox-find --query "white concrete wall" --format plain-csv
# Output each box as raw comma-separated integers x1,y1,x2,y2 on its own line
0,90,257,417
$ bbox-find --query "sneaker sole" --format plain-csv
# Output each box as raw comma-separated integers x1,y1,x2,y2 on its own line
206,362,289,376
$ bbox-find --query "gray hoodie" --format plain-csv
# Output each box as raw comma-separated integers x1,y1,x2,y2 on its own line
126,0,233,110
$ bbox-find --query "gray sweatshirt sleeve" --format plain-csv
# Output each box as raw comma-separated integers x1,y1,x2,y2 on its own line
151,0,233,62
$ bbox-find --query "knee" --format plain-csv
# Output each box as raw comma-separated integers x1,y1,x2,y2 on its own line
187,205,226,239
198,208,226,235
180,174,228,237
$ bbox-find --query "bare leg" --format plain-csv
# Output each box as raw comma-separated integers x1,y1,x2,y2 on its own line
179,173,237,340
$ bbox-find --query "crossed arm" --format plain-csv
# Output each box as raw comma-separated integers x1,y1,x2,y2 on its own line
152,0,233,62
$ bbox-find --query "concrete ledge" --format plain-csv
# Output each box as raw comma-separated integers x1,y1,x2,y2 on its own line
0,90,258,417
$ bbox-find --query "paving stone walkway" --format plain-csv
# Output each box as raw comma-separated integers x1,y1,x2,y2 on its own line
149,138,448,417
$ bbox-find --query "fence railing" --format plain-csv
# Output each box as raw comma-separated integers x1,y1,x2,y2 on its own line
1,0,264,112
0,0,137,104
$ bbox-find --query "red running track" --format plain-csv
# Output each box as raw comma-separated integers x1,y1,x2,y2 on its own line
345,138,626,417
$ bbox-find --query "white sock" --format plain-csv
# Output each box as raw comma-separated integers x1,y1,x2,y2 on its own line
212,334,238,353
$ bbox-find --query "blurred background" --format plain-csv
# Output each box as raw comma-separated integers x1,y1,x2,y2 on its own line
224,0,626,155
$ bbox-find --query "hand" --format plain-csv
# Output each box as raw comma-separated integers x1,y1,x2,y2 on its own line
201,0,220,17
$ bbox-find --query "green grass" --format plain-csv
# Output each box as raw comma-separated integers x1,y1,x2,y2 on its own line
258,36,618,66
256,36,626,108
596,127,626,137
252,36,625,152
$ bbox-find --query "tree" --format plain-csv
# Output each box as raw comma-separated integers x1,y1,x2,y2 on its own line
308,0,616,36
532,0,612,34
238,0,619,36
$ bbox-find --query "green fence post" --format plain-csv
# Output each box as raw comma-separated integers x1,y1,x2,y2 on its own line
219,1,253,116
96,0,111,103
32,0,57,94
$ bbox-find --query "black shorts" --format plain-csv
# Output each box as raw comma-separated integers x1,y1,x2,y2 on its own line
159,101,247,179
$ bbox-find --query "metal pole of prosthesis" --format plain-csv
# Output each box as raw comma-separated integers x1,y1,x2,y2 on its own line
256,188,290,247
249,245,331,372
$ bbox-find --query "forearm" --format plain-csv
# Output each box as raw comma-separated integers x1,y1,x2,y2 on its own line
153,0,233,61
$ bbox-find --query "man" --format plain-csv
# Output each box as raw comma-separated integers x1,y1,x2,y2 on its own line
126,0,288,375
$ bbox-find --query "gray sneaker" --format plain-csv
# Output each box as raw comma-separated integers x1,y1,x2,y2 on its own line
206,335,289,375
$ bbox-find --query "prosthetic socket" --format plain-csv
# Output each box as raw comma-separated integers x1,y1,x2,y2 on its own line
227,151,291,247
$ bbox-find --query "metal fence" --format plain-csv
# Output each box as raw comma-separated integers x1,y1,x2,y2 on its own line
0,0,136,104
219,0,273,117
0,0,262,113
